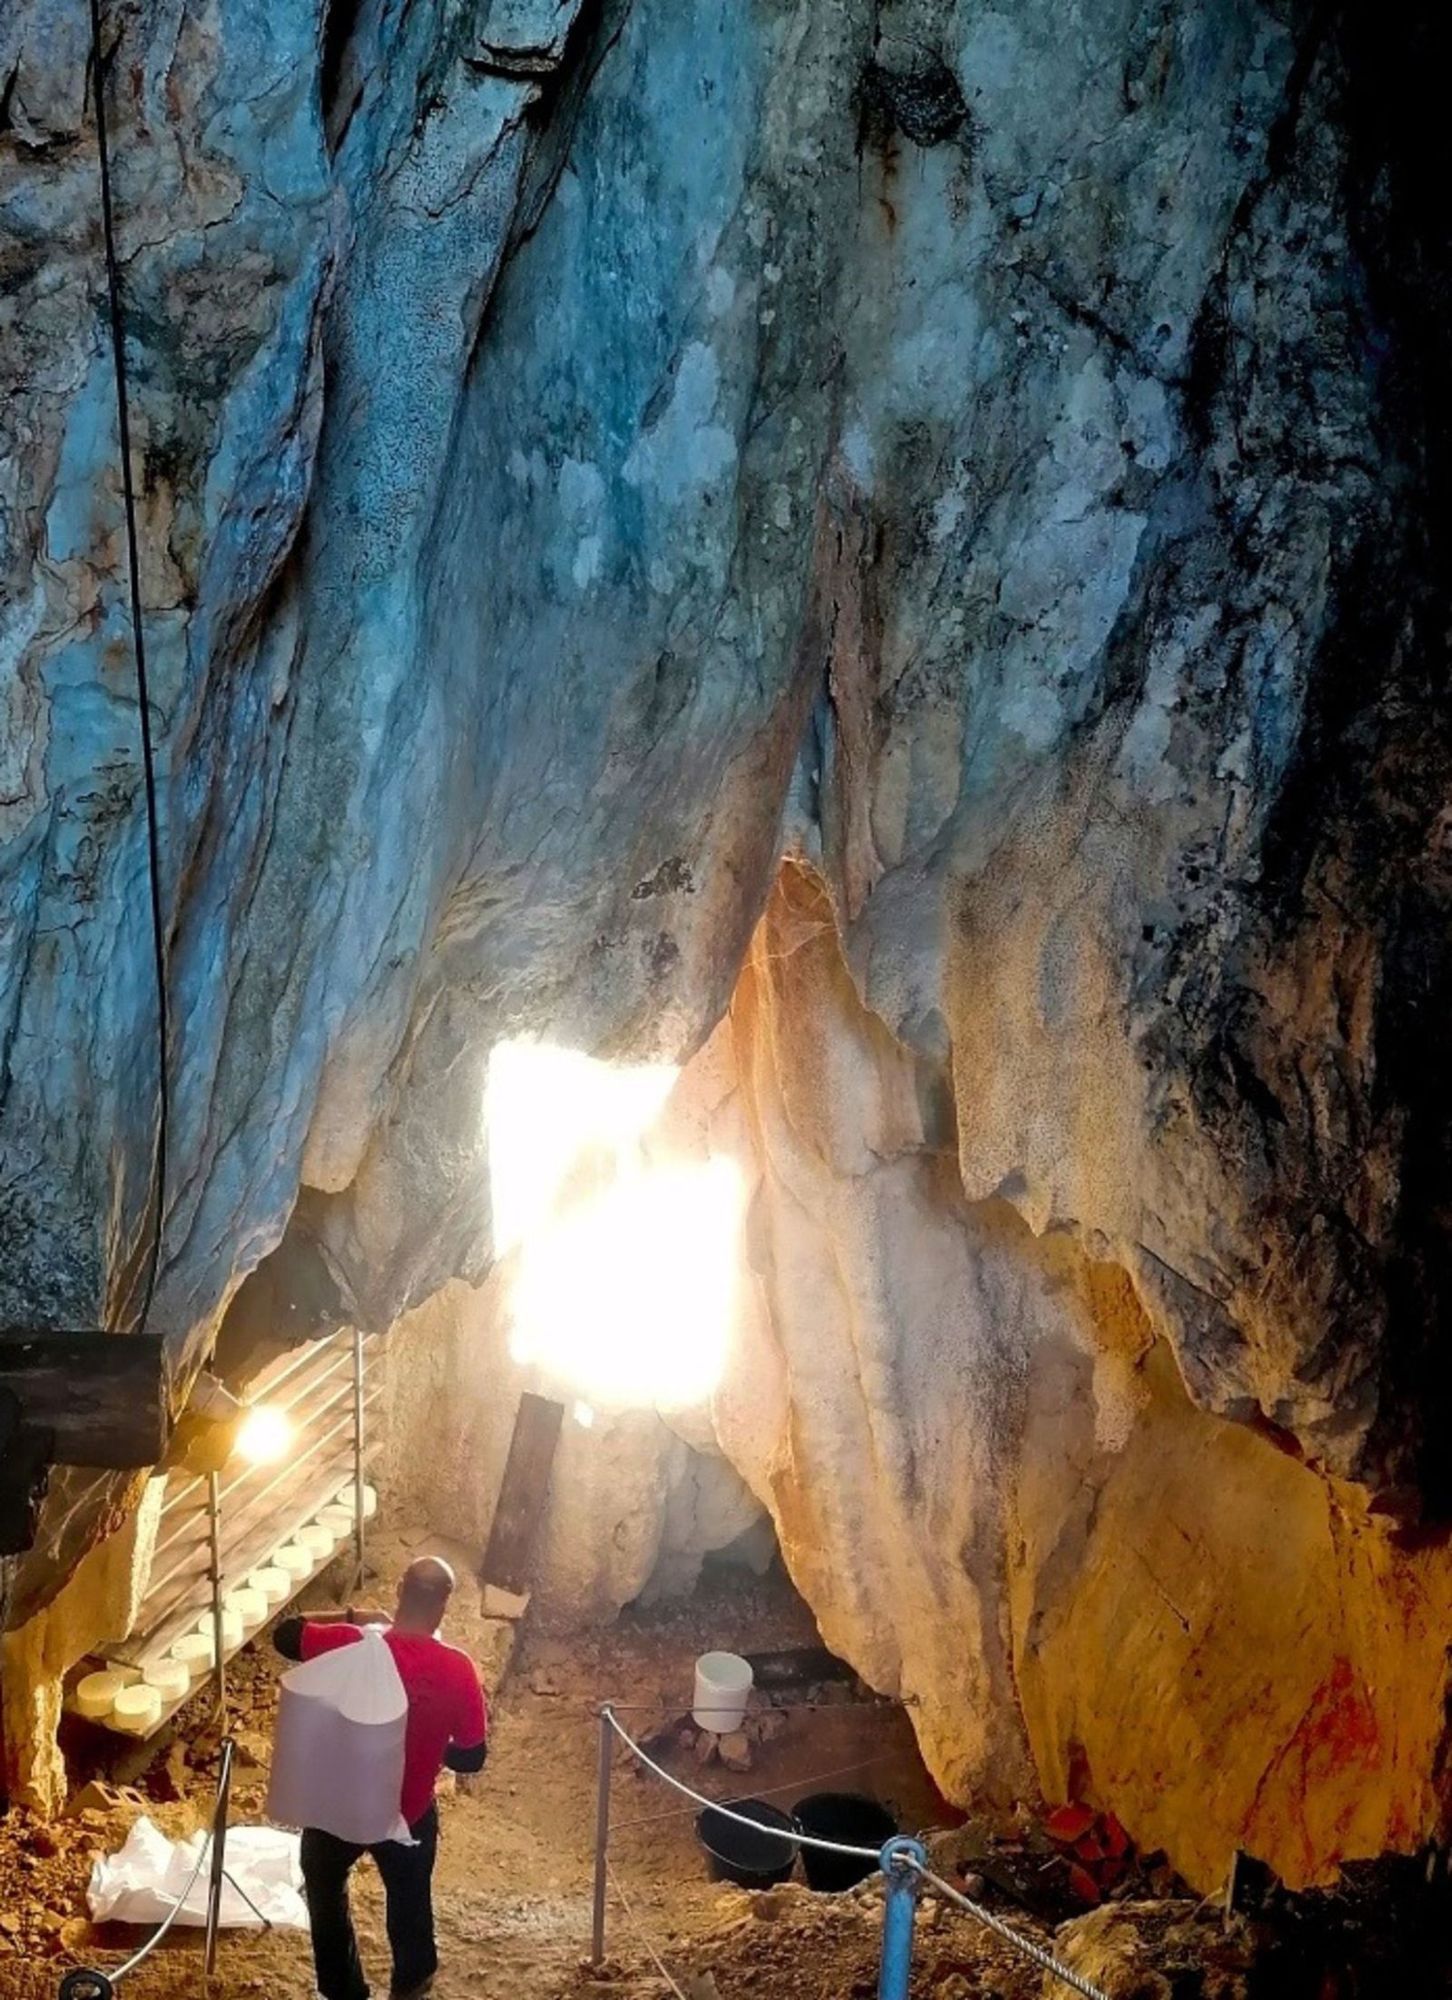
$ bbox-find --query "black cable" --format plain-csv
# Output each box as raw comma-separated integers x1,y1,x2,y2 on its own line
88,0,170,1338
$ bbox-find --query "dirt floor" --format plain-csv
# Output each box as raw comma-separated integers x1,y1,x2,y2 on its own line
0,1553,1269,2000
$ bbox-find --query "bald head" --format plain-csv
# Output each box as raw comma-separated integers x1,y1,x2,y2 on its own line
394,1555,456,1633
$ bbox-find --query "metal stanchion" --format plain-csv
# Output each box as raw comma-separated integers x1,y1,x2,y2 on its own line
876,1837,927,2000
206,1470,227,1718
203,1738,236,1982
58,1973,113,1998
591,1707,614,1965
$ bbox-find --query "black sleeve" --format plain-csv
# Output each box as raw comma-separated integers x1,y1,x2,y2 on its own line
443,1739,487,1774
273,1615,306,1661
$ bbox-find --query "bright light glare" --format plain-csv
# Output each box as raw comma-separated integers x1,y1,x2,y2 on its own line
508,1159,741,1407
485,1039,741,1410
233,1403,294,1466
485,1039,677,1257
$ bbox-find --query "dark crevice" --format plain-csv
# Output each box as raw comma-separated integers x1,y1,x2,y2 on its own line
1252,3,1452,1502
320,0,365,154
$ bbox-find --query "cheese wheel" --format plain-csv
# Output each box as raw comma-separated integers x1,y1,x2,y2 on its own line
319,1505,355,1537
171,1633,215,1676
249,1566,290,1606
76,1670,130,1720
298,1523,335,1559
233,1584,270,1632
143,1659,191,1700
275,1542,313,1579
199,1609,244,1653
113,1684,162,1730
339,1482,378,1521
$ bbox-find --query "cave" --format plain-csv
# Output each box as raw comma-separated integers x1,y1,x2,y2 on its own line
4,0,1452,1994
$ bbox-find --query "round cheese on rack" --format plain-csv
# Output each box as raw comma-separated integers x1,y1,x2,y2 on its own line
298,1523,335,1559
337,1482,378,1521
319,1505,355,1537
171,1632,215,1677
113,1684,163,1731
229,1587,268,1628
249,1566,289,1605
275,1542,313,1579
76,1670,132,1720
200,1608,244,1653
142,1658,191,1700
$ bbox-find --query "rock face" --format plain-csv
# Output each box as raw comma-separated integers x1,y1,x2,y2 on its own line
4,0,1452,1891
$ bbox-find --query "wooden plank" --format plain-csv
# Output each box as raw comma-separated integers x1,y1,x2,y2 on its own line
0,1330,167,1468
0,1391,53,1555
479,1392,564,1595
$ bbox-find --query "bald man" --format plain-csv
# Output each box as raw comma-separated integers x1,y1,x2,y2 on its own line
274,1557,489,2000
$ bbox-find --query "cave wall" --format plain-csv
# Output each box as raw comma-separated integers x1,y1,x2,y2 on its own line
0,1478,162,1810
4,0,1452,1891
1011,1278,1452,1893
718,868,1452,1890
378,861,1452,1889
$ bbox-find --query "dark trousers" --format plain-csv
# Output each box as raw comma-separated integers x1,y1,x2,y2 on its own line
300,1804,439,2000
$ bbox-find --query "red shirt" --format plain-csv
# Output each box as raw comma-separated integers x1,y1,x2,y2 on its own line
301,1623,489,1825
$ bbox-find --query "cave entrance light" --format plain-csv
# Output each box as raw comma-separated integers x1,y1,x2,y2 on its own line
484,1038,742,1411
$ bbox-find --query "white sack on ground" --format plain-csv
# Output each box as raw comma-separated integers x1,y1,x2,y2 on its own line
266,1626,411,1845
86,1815,308,1928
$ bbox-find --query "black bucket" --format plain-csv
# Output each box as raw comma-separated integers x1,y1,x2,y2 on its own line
794,1792,898,1892
695,1797,800,1889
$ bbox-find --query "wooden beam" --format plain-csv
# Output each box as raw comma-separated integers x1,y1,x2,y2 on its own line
0,1392,53,1555
0,1331,166,1469
479,1392,564,1596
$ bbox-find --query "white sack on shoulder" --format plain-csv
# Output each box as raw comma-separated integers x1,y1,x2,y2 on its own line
266,1625,412,1846
86,1815,308,1928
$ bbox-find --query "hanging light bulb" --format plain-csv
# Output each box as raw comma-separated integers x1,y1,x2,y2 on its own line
233,1402,293,1466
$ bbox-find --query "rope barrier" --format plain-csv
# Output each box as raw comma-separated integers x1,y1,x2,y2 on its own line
108,1829,214,1981
601,1705,1115,2000
911,1862,1112,2000
611,1748,899,1832
605,1857,690,2000
55,1824,215,2000
58,1741,240,1999
601,1707,881,1860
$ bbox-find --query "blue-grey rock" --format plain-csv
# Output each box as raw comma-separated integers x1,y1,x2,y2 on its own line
3,0,1452,1888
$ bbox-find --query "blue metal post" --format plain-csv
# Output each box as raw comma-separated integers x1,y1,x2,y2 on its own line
877,1836,927,2000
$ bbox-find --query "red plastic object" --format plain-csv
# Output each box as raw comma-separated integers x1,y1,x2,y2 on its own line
1043,1803,1096,1845
1067,1863,1102,1906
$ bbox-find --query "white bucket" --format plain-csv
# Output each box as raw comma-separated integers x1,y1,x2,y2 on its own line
692,1651,753,1733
